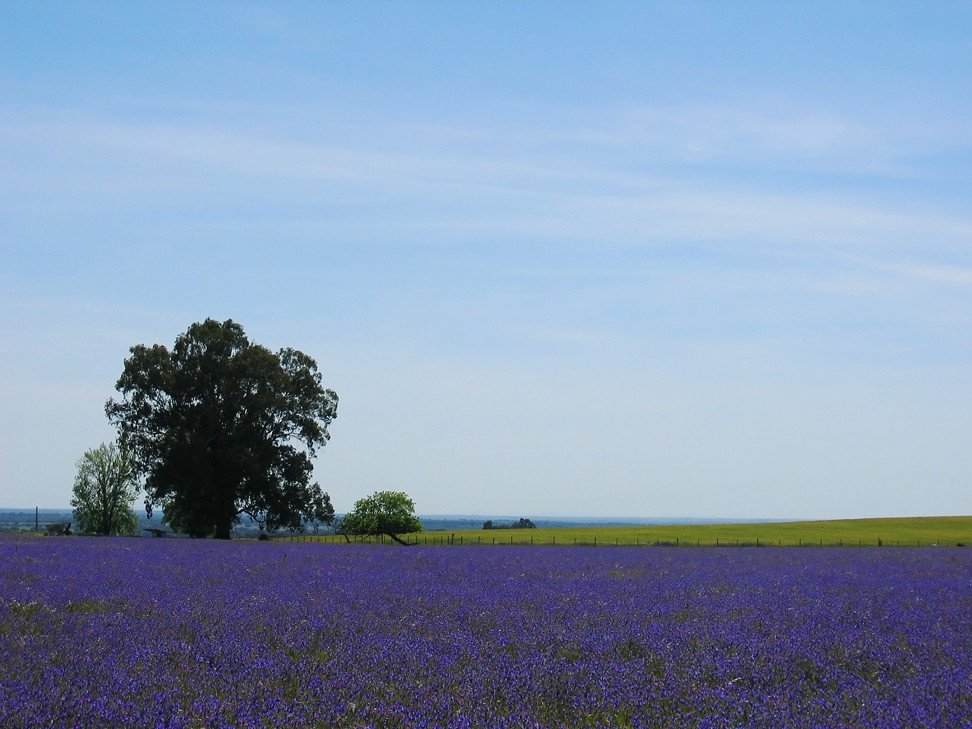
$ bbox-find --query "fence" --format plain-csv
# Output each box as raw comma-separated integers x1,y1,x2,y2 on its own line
265,533,965,548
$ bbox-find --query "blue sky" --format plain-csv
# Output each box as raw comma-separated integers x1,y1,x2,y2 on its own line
2,2,971,519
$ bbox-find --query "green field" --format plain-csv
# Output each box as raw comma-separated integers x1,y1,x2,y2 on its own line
291,515,972,547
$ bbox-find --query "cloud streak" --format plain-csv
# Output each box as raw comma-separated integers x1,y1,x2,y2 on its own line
5,105,970,256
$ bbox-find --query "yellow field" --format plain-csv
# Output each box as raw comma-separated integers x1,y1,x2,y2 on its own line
284,515,972,547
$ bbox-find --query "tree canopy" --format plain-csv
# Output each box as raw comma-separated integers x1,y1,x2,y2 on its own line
339,491,423,545
71,441,139,536
106,318,338,539
482,518,536,530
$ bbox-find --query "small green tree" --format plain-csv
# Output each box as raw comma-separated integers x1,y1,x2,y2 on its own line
71,442,139,536
339,491,423,545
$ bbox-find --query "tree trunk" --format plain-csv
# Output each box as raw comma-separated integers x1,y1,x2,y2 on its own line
213,488,237,539
386,532,410,546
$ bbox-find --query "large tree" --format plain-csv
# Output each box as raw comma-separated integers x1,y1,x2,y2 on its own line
71,441,140,536
339,491,423,545
106,318,338,539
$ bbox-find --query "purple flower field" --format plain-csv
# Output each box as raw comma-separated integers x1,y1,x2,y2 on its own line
1,537,970,728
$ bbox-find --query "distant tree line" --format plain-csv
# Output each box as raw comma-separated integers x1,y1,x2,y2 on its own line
483,518,537,530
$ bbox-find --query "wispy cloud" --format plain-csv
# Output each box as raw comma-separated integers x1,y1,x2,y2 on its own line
5,107,970,258
883,262,972,287
543,103,971,177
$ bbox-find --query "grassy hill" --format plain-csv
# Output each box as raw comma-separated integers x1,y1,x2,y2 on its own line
291,516,972,547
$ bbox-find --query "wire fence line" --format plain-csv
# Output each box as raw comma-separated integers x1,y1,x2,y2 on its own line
265,533,967,548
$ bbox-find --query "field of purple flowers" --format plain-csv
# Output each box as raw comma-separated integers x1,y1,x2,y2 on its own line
1,537,970,728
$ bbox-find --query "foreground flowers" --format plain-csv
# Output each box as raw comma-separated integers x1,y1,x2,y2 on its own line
1,537,970,728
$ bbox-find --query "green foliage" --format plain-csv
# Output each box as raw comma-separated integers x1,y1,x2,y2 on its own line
105,318,338,539
71,442,139,536
340,491,423,545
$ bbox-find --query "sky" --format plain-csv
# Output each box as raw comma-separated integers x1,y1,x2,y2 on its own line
2,2,971,520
